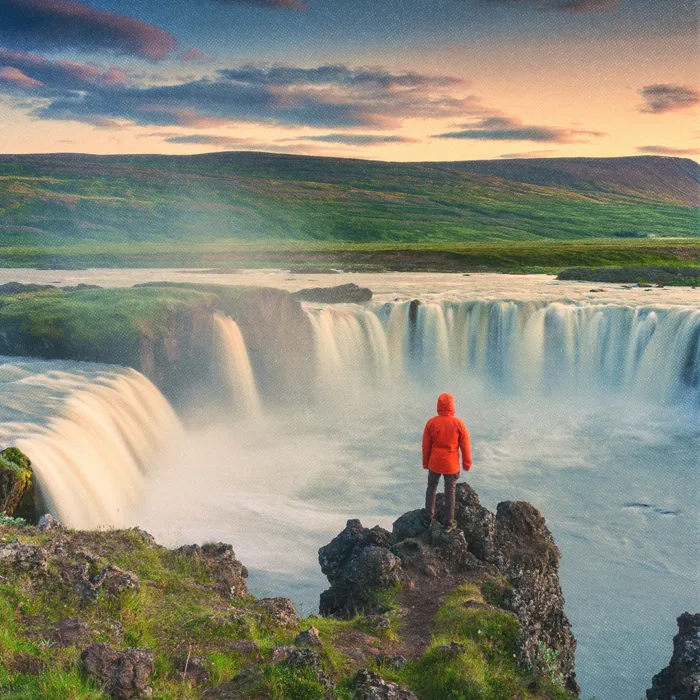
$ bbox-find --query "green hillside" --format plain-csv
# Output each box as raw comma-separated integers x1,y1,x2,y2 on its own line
0,152,697,248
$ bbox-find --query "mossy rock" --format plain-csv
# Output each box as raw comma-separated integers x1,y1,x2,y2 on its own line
0,447,40,520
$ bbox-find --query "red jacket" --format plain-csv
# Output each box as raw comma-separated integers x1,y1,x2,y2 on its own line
422,393,472,475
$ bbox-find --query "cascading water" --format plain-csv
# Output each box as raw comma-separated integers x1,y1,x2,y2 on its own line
0,358,182,529
306,300,700,406
213,315,263,417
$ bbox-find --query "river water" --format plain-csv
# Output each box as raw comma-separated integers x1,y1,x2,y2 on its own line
0,269,698,699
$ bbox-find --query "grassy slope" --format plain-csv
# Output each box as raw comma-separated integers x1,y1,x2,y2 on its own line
1,238,699,273
0,518,575,699
0,153,697,249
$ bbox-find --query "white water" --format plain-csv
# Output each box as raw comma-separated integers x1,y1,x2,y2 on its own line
1,295,698,699
0,358,182,529
305,300,700,407
214,315,263,418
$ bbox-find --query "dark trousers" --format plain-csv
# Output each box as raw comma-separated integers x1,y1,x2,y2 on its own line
425,470,459,523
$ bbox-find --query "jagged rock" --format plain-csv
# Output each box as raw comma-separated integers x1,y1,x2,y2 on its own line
390,536,445,578
175,542,248,600
447,483,496,561
64,562,100,603
96,565,140,597
296,625,323,648
270,645,295,664
292,283,373,304
172,655,211,687
392,509,429,544
647,613,700,700
252,597,298,628
0,447,39,520
319,520,402,617
0,539,47,571
354,670,418,699
81,643,154,699
285,648,335,689
38,514,61,531
52,618,91,647
493,500,578,694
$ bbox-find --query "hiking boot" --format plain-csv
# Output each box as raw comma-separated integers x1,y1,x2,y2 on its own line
445,520,458,534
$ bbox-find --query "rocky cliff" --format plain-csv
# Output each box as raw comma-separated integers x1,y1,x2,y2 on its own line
318,483,579,694
647,613,700,700
0,447,578,699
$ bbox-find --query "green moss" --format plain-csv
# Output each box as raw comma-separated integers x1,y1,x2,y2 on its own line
0,448,37,520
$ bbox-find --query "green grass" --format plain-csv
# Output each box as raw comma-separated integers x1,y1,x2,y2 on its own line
0,153,696,249
1,237,699,272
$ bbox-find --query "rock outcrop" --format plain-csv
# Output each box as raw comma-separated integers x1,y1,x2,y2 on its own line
175,542,248,600
0,447,41,520
319,483,579,694
81,643,154,699
647,613,700,700
292,282,373,303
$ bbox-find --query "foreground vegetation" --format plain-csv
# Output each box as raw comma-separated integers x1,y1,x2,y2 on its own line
1,238,699,273
0,516,575,699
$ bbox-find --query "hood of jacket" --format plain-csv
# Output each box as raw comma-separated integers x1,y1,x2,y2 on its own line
437,393,455,416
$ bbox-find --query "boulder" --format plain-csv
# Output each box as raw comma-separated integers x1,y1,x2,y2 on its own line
172,655,211,687
354,670,418,699
292,283,373,304
175,542,248,600
0,447,39,520
284,648,335,689
0,539,47,571
319,520,401,617
647,612,700,700
252,597,298,628
38,514,61,531
95,565,140,597
80,643,154,699
295,626,323,648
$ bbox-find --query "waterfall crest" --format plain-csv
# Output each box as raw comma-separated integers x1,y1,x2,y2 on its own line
214,315,262,417
305,301,700,406
1,365,182,529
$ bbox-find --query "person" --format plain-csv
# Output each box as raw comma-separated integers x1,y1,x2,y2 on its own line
422,392,472,533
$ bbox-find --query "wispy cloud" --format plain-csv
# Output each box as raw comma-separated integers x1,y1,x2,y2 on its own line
478,0,617,13
638,84,700,114
498,149,559,158
0,0,178,60
2,62,475,131
637,145,700,156
296,133,420,145
214,0,307,9
434,116,605,143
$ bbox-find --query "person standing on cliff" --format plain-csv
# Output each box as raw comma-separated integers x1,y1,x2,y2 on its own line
422,393,472,533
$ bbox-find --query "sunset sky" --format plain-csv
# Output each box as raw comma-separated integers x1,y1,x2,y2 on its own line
0,0,697,161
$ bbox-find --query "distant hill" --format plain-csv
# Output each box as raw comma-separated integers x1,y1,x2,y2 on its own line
0,152,696,246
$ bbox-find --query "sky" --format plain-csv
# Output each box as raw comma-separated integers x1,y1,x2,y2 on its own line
0,0,697,161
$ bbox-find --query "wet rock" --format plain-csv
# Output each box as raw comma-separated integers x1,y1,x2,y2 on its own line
172,655,211,687
252,597,298,628
52,618,91,647
295,625,323,648
38,514,61,531
292,283,372,304
647,612,700,700
81,643,154,699
0,447,39,520
354,669,418,699
0,539,47,571
319,520,402,617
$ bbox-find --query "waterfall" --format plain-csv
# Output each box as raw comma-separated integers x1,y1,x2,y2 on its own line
304,301,700,406
0,362,182,529
213,315,262,417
